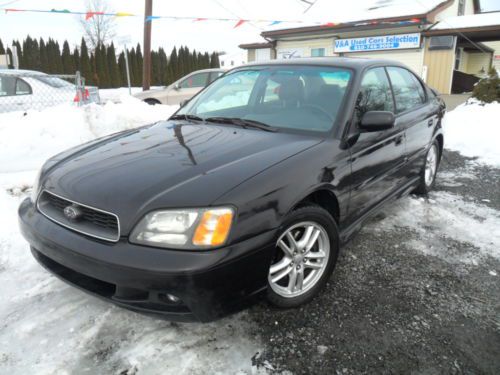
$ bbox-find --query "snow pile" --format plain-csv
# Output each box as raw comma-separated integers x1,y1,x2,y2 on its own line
432,12,500,30
0,95,178,173
371,192,500,264
443,101,500,167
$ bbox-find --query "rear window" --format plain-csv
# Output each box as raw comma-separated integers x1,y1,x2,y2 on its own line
34,76,73,88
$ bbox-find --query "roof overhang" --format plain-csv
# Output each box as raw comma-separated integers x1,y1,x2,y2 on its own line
423,25,500,42
239,42,273,50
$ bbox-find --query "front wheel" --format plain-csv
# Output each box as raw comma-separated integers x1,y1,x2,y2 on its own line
414,140,440,195
267,205,339,308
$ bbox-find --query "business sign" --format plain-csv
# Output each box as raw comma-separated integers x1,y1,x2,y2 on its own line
277,48,304,59
334,33,421,53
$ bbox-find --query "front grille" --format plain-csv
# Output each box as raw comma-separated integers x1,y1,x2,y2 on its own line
37,190,120,242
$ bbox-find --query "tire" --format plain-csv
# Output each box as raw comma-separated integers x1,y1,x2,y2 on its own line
144,99,160,105
267,205,339,308
414,140,440,195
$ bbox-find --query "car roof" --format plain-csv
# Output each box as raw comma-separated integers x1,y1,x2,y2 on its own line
0,69,47,75
190,68,226,73
241,57,407,71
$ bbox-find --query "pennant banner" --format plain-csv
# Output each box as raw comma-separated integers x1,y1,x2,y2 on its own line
0,7,424,29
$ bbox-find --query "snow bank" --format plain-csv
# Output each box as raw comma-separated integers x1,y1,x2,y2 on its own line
372,191,500,264
0,95,178,173
443,101,500,167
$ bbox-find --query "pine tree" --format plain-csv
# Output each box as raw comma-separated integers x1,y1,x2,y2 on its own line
169,47,178,82
128,46,137,86
134,43,143,87
39,38,49,72
61,41,74,74
72,47,80,73
117,51,127,87
210,52,220,68
472,67,500,103
80,38,92,85
106,43,120,88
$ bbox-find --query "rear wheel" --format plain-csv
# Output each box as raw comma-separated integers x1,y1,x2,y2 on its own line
414,140,440,195
267,205,339,308
144,98,161,105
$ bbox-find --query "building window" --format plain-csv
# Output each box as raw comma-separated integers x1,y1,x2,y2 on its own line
311,48,326,57
458,0,465,15
455,48,462,70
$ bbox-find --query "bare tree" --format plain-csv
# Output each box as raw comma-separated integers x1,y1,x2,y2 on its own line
79,0,116,50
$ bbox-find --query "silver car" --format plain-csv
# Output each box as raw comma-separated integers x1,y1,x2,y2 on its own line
134,68,225,105
0,69,100,113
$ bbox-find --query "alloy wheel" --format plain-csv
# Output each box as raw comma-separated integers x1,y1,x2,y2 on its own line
269,221,330,298
425,144,438,186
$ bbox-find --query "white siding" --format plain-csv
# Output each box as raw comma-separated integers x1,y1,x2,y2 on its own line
466,52,492,76
348,49,425,76
276,38,336,57
255,48,271,61
484,41,500,71
435,0,475,20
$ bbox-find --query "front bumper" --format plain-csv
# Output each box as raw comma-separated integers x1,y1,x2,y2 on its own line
19,198,276,322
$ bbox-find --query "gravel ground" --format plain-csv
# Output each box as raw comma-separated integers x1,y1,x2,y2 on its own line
250,150,500,374
1,150,498,375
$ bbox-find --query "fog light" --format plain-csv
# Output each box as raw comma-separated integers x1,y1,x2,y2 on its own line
159,293,181,304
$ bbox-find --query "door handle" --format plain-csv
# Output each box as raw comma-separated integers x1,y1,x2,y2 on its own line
428,118,434,127
394,135,403,146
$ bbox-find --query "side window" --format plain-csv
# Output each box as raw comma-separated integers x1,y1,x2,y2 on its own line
0,76,16,96
262,79,281,104
387,67,425,114
356,67,394,119
208,71,224,84
15,79,31,95
179,72,210,88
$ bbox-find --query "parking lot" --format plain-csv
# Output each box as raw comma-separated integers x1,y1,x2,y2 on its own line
250,150,500,374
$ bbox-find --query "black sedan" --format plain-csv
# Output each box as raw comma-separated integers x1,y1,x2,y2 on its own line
19,58,445,322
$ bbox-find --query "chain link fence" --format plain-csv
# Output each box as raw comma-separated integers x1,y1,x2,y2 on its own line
0,71,100,113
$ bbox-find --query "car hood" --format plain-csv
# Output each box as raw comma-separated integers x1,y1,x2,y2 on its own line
42,121,322,234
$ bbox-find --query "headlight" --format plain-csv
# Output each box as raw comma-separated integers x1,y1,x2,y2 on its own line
31,168,42,203
130,207,234,249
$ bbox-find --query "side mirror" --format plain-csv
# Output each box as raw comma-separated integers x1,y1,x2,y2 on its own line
174,83,180,91
359,111,395,132
179,99,189,108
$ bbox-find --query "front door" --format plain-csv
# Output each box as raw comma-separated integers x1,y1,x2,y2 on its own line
345,67,406,226
167,71,211,105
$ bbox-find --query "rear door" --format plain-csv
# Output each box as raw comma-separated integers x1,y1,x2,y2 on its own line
166,72,210,105
0,76,32,112
346,67,406,225
386,67,438,181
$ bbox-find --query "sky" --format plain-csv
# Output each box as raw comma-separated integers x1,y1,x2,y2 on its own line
0,0,499,58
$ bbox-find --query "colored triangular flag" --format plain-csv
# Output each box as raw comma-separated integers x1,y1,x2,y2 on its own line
145,15,160,22
234,19,246,28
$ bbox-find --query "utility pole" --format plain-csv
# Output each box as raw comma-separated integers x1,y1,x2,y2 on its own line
142,0,153,91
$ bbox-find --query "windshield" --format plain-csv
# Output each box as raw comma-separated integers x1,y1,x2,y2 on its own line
34,76,73,88
176,66,353,133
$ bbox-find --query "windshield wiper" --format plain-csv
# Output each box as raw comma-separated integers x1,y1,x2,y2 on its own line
204,117,278,132
170,114,204,122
